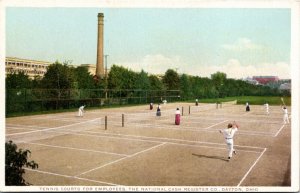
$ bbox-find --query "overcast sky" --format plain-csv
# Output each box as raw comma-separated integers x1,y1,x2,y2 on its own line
6,6,291,79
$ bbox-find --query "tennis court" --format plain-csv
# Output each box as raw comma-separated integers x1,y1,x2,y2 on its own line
5,102,291,186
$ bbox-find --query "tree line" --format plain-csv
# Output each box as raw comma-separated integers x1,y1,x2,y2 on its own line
6,61,283,95
6,61,285,114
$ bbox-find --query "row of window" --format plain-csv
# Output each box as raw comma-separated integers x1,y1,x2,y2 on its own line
6,61,48,69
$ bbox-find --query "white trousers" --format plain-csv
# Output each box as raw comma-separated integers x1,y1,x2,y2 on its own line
78,109,83,116
283,114,289,123
226,139,234,157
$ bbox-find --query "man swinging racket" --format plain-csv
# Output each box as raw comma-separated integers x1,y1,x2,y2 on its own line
219,121,239,161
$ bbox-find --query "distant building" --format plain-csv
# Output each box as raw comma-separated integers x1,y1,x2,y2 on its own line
5,57,98,79
5,57,51,79
252,76,279,85
80,64,97,75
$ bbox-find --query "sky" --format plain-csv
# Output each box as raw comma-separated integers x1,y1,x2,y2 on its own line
6,7,291,79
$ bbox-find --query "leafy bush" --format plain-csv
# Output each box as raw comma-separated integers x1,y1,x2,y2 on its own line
5,140,38,185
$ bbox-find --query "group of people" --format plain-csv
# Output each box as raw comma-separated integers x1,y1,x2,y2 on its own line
77,98,289,162
150,102,181,125
245,102,290,124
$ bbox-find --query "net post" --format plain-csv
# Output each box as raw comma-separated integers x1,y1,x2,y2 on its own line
189,106,191,115
122,114,124,127
182,106,184,116
220,103,222,108
216,103,218,109
105,116,107,130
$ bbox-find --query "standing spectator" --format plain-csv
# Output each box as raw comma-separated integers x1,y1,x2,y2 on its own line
150,102,153,110
175,108,181,125
156,104,161,116
246,102,250,112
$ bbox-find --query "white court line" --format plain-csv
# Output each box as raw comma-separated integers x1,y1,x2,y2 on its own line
274,124,286,137
6,118,101,136
8,119,268,150
19,128,263,154
15,128,264,158
122,122,274,136
6,124,48,129
203,119,228,129
24,168,121,186
237,148,267,186
6,127,38,131
166,142,262,154
75,142,167,177
21,141,129,157
80,130,265,150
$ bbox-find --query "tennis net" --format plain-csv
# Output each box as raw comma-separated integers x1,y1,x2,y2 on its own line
220,100,237,108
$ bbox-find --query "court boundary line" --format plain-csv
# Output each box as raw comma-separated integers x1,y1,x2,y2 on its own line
274,124,286,137
12,126,266,151
21,141,130,157
109,122,276,137
6,124,48,129
21,136,263,155
6,118,101,136
24,168,121,186
75,142,167,177
237,148,267,186
77,130,265,150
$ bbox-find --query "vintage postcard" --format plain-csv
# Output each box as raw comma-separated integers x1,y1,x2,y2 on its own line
0,0,299,192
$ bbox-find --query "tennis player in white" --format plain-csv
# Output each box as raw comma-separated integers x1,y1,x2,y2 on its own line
78,105,85,117
282,106,289,124
264,103,269,115
219,121,239,161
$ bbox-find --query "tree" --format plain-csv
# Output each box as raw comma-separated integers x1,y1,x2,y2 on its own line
134,70,150,90
149,75,164,90
5,140,38,185
180,74,192,100
162,69,180,90
41,61,75,90
6,72,32,114
211,71,227,97
6,72,32,89
108,65,138,90
72,66,95,89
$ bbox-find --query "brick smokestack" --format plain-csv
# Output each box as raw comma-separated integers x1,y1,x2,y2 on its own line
96,13,104,78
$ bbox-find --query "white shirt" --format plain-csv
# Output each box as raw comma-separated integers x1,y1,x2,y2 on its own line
282,108,288,115
175,110,180,115
79,106,85,111
221,127,238,139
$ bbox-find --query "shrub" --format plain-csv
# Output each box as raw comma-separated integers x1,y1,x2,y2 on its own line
5,140,38,185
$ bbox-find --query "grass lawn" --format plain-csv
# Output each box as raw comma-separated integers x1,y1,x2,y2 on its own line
197,96,291,105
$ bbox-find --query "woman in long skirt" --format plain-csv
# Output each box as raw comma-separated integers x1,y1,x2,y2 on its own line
175,108,180,125
156,104,161,116
246,102,250,112
150,102,153,110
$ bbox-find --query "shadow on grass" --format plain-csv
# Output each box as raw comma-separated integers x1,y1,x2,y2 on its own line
192,153,229,162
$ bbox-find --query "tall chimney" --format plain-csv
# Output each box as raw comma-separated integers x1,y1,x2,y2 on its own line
96,13,104,78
